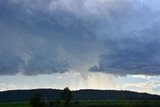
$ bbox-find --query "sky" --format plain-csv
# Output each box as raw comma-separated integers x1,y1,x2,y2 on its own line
0,0,160,95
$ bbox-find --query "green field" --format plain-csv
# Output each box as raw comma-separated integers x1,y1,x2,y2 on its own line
0,102,30,107
0,100,160,107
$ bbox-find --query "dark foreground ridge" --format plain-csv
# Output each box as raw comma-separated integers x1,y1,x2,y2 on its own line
0,89,160,103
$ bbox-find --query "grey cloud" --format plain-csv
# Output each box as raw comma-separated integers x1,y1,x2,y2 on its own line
24,55,69,75
0,0,160,76
0,48,69,75
0,50,24,75
90,23,160,76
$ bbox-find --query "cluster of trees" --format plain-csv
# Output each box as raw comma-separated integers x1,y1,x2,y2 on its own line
30,87,72,107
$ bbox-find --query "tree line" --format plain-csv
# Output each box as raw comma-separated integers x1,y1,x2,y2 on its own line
30,87,73,107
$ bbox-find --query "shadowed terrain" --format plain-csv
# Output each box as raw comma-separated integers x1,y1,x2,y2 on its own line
0,89,160,103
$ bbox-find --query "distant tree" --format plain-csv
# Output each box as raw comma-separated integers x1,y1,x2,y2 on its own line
61,87,73,104
30,92,42,107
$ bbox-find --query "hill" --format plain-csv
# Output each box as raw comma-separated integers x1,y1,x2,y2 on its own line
0,89,160,103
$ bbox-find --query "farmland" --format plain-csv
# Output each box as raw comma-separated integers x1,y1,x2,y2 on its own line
0,100,160,107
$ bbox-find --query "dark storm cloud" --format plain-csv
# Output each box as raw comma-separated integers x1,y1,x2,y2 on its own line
90,24,160,76
0,49,24,75
0,0,160,75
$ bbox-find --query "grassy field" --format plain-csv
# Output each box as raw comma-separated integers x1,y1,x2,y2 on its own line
0,102,30,107
0,100,160,107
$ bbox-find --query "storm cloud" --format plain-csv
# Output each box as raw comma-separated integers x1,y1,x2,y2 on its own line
0,0,160,76
90,24,160,76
